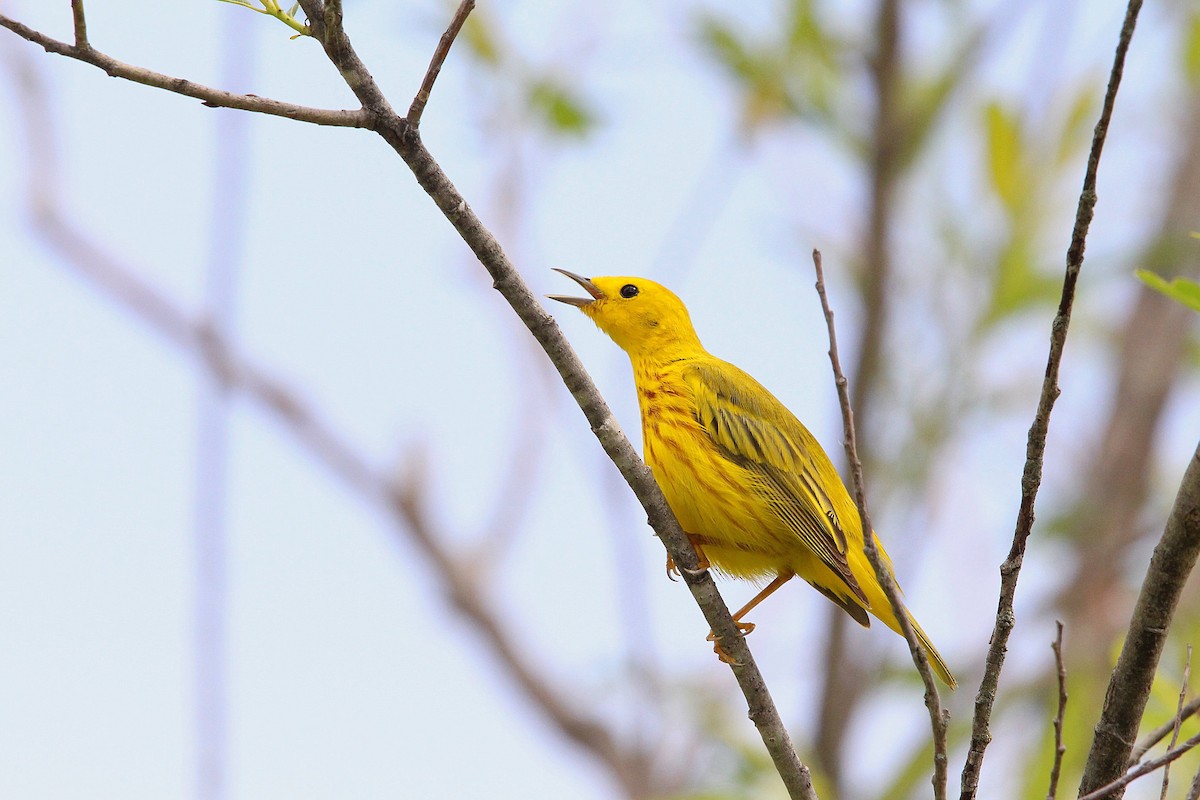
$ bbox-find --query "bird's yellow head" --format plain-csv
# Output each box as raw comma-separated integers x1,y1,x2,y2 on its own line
549,270,704,361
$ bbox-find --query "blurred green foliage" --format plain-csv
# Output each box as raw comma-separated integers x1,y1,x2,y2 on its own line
1138,269,1200,314
696,0,843,133
459,7,597,139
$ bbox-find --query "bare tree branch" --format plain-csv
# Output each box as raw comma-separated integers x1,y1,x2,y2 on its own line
1187,764,1200,800
1078,726,1200,800
4,4,820,798
1130,696,1200,766
1159,647,1191,800
812,249,949,800
0,11,369,127
70,0,88,48
407,0,474,127
1077,442,1200,797
958,2,1144,797
1047,621,1068,800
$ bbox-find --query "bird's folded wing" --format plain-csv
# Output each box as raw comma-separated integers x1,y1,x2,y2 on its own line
683,361,868,605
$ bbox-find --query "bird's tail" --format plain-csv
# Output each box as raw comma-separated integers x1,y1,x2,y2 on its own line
906,613,957,690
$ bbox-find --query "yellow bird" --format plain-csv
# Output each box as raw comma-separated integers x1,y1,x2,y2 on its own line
550,270,955,688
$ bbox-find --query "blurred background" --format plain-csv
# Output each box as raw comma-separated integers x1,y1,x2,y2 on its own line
2,0,1199,798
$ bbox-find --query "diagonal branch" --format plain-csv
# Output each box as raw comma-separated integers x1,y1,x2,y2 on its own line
407,0,474,127
293,1,818,796
1078,725,1200,800
1077,442,1200,797
958,2,1144,797
1130,696,1200,766
0,11,369,127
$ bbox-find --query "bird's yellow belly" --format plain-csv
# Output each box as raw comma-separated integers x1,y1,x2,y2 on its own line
642,412,790,582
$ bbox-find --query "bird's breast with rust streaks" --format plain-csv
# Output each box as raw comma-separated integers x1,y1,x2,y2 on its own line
633,366,782,579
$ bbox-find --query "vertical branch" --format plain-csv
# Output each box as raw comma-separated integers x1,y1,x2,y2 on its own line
958,2,1144,797
192,18,256,800
1160,647,1192,800
812,250,949,800
1047,622,1068,800
70,0,88,49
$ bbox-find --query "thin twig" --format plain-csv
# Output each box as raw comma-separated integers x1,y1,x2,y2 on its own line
1160,646,1192,800
407,0,475,127
958,2,1143,797
1046,621,1067,800
812,249,948,800
0,14,369,127
1131,696,1200,766
1078,729,1200,800
69,0,88,49
1186,761,1200,800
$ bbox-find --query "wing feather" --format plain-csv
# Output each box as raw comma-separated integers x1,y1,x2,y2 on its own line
684,360,868,605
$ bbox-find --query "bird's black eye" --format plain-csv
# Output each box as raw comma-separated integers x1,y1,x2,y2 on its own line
620,284,639,298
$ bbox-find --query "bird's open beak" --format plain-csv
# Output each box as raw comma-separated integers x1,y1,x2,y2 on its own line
548,268,605,307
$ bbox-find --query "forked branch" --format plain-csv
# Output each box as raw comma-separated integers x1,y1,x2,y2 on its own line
0,8,367,126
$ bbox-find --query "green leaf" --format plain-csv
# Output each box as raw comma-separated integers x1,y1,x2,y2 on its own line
528,80,595,137
1136,269,1200,313
698,16,758,84
984,101,1027,215
461,14,501,66
696,15,803,131
1185,12,1200,85
216,0,309,37
1056,87,1096,166
897,70,958,172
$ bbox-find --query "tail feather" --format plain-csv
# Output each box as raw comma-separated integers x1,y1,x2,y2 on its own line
909,614,957,690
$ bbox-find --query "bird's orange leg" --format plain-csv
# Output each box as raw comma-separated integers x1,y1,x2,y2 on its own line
665,534,711,581
707,571,795,663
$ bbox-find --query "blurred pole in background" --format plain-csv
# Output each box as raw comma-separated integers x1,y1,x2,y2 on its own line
193,16,256,800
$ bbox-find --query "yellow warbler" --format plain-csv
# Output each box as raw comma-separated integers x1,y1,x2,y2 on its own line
551,270,955,688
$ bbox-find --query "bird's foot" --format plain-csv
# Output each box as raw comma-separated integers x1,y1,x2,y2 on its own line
706,620,756,664
665,536,710,581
